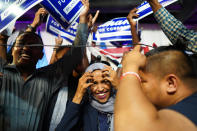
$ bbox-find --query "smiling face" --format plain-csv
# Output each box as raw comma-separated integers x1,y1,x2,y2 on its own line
90,70,111,103
12,32,43,68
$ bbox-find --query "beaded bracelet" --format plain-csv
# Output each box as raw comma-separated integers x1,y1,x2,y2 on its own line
120,72,141,82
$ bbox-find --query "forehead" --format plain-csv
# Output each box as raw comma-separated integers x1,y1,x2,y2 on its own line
139,70,154,79
16,33,42,44
92,70,102,78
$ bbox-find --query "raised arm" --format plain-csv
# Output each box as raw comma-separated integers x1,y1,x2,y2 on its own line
115,46,158,131
49,35,63,64
26,8,47,32
127,8,140,46
0,34,9,61
147,0,197,53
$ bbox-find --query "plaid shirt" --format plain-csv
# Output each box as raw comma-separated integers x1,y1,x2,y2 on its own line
154,7,197,53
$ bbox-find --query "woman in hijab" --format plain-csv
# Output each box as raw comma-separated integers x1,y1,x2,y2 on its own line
56,62,118,131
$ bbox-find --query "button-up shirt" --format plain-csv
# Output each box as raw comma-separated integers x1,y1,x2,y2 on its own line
154,7,197,53
0,23,88,131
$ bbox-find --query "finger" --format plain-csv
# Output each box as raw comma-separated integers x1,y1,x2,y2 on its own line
92,10,100,25
85,83,93,88
81,0,85,5
133,13,139,18
132,8,138,13
102,72,110,77
133,44,141,52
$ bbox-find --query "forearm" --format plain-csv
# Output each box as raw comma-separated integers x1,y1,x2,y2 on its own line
154,7,197,53
72,92,83,104
0,35,8,61
25,24,37,32
49,50,58,64
73,23,88,46
115,69,158,130
130,24,139,46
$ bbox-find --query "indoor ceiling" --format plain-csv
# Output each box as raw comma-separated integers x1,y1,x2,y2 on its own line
18,0,197,26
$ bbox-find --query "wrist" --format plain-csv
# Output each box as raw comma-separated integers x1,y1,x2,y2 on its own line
148,1,162,12
79,16,87,23
30,23,38,28
120,71,141,82
72,94,83,104
27,24,37,32
122,65,139,74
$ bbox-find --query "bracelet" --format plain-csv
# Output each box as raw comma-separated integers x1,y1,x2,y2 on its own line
27,24,36,32
120,72,141,82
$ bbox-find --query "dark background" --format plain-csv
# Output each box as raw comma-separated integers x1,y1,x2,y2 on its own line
18,0,197,27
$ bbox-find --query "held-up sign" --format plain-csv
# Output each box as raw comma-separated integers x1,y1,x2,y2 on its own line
41,0,84,30
92,0,178,42
46,15,78,45
0,0,43,33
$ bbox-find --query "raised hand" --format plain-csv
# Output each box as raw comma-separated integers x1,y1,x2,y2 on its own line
87,10,100,30
72,72,93,104
127,8,139,26
102,65,118,89
122,45,146,73
31,8,48,28
80,0,89,23
54,35,63,49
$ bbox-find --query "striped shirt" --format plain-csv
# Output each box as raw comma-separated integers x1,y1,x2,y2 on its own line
0,23,88,131
154,7,197,53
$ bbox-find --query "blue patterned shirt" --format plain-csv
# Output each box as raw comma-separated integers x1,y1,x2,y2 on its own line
154,7,197,53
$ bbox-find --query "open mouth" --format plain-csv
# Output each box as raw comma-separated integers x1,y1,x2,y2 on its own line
96,92,108,99
20,53,31,60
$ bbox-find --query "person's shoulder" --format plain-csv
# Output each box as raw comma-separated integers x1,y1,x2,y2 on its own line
158,109,197,131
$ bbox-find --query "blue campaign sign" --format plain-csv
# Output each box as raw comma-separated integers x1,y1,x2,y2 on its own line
136,0,178,20
46,15,78,45
41,0,84,30
0,0,43,33
93,17,133,42
92,0,178,42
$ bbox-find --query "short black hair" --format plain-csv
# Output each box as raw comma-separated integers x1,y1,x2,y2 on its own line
144,37,197,82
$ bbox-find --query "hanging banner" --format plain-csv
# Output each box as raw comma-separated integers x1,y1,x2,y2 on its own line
46,15,78,45
92,0,178,42
41,0,84,30
0,0,42,33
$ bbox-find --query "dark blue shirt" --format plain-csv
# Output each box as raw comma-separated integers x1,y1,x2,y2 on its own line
168,92,197,125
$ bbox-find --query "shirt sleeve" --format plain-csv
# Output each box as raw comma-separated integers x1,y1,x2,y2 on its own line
55,100,82,131
154,7,197,53
0,57,6,72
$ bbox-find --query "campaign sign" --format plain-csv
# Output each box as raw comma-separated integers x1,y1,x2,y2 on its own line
41,0,84,30
46,15,78,45
92,0,178,42
0,0,42,33
92,17,134,42
136,0,178,20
